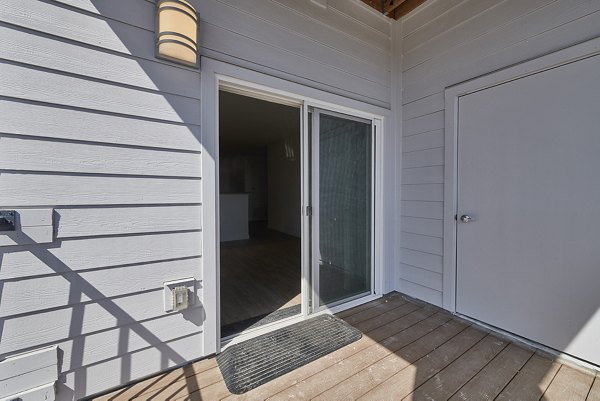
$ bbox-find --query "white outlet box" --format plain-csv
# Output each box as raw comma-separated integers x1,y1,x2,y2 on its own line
163,278,196,312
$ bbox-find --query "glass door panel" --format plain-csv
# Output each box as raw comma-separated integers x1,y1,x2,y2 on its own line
311,109,373,309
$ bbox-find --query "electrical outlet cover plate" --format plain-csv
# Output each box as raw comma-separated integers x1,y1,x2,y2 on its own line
163,278,196,312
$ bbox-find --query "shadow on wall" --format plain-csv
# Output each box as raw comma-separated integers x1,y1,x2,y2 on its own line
0,0,209,399
0,225,205,400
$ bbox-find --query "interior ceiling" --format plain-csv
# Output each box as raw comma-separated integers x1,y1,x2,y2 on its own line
361,0,427,20
219,91,300,153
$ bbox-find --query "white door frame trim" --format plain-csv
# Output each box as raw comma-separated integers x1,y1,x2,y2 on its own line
442,37,600,312
200,57,390,355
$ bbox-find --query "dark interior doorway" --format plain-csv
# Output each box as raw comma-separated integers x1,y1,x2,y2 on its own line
219,90,301,338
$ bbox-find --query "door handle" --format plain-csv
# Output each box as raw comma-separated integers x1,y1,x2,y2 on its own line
460,214,473,223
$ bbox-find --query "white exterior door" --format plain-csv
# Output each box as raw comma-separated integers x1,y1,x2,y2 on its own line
456,54,600,365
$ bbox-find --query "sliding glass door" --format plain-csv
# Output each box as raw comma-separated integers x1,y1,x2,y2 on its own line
310,108,374,310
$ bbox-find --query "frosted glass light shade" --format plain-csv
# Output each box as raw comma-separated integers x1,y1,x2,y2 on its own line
156,0,199,67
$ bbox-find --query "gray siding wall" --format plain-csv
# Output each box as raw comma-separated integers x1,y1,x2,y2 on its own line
0,0,390,399
397,0,600,306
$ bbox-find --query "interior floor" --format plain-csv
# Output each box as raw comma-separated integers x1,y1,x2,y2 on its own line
319,264,370,307
220,222,301,336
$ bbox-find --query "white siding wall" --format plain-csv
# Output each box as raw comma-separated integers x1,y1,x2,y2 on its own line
397,0,600,306
198,0,392,107
0,0,390,399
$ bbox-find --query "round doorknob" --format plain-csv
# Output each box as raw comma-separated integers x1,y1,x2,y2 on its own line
460,214,473,223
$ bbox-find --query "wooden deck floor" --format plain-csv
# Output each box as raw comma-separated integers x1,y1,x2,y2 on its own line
96,292,600,401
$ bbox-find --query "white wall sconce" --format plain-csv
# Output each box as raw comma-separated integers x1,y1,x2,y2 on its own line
156,0,199,68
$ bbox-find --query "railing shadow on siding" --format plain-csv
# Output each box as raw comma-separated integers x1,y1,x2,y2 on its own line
0,0,208,398
0,229,205,400
69,0,206,398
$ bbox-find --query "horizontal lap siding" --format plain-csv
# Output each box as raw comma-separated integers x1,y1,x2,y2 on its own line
0,101,202,151
1,63,201,123
55,206,202,238
198,0,391,107
0,27,201,99
1,289,189,354
0,233,202,280
0,136,202,177
398,0,600,306
63,333,205,397
0,0,390,399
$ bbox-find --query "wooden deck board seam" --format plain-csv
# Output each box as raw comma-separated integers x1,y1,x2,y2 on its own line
539,364,564,401
309,313,462,400
353,320,475,400
266,310,453,400
96,292,600,401
396,331,495,400
445,340,515,401
352,303,426,332
335,293,397,319
342,297,411,325
264,312,443,399
491,351,537,401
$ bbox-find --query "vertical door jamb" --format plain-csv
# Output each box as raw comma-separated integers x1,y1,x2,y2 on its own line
310,108,321,313
300,102,311,317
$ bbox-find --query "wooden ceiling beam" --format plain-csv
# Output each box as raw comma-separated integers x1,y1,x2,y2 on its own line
360,0,404,15
384,0,408,16
361,0,427,20
361,0,384,13
390,0,427,19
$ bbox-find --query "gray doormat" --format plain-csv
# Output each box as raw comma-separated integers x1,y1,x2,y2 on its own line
217,314,362,394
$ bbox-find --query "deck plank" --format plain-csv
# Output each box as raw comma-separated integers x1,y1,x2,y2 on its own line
335,293,401,319
313,318,468,400
358,326,488,400
267,312,453,400
342,296,409,325
495,352,561,401
180,380,230,400
587,376,600,401
130,367,224,400
94,292,599,401
449,342,535,401
97,358,218,400
353,301,421,332
223,305,436,401
543,365,595,401
364,305,437,342
403,334,509,400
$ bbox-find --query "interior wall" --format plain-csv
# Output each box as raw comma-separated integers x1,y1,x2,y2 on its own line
0,0,390,399
396,0,600,307
219,152,268,221
267,135,302,238
219,154,246,193
244,153,268,222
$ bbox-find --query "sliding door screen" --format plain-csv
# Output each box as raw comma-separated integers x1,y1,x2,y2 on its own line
312,109,373,307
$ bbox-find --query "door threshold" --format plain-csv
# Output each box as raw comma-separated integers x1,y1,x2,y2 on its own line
220,293,381,351
315,293,381,317
221,313,304,350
